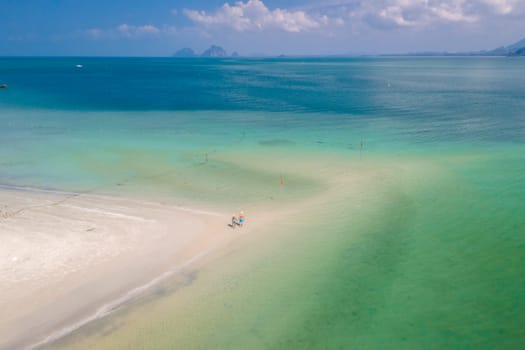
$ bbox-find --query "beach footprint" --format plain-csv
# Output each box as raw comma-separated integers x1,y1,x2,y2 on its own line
0,206,17,219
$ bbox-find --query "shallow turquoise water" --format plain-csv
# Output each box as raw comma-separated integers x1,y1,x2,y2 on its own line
1,57,524,192
2,57,525,348
274,152,525,349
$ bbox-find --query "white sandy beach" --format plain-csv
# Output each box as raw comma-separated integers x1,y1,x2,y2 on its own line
0,187,239,350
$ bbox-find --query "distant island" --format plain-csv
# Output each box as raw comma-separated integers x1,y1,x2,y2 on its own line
174,45,232,58
174,38,525,58
173,48,196,58
396,37,525,57
489,38,525,56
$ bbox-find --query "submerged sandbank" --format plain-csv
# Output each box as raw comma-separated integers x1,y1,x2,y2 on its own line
3,146,524,350
40,153,451,350
1,149,379,349
42,148,525,350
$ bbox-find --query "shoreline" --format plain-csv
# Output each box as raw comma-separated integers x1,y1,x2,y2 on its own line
10,156,399,350
41,154,396,350
27,247,214,350
1,154,445,350
0,186,239,350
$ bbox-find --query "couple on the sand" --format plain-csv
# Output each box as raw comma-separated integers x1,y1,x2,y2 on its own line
231,211,245,228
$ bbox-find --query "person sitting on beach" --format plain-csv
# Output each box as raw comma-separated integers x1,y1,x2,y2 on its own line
231,215,238,229
239,211,245,227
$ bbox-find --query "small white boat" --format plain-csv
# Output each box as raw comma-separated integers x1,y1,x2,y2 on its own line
76,64,83,68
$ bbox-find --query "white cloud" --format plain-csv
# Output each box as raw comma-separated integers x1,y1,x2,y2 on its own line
378,4,419,27
362,0,479,28
85,24,175,39
184,0,341,32
482,0,525,15
117,24,161,37
430,3,478,23
85,28,104,39
298,0,524,29
182,0,517,33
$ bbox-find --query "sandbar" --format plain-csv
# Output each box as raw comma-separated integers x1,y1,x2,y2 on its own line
0,186,235,350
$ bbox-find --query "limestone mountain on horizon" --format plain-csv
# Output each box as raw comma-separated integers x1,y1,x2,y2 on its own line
173,45,235,58
201,45,228,57
173,48,196,57
403,37,525,57
486,37,525,56
511,47,525,56
174,37,525,58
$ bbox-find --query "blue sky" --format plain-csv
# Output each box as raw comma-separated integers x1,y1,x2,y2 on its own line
2,0,524,56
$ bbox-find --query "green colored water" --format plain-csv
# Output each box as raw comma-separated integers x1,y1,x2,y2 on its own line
46,147,525,350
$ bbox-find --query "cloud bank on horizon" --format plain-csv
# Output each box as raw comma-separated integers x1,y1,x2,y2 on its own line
184,0,340,33
2,0,525,55
181,0,524,30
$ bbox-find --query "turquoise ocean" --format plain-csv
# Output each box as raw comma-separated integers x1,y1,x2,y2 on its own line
1,57,525,349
